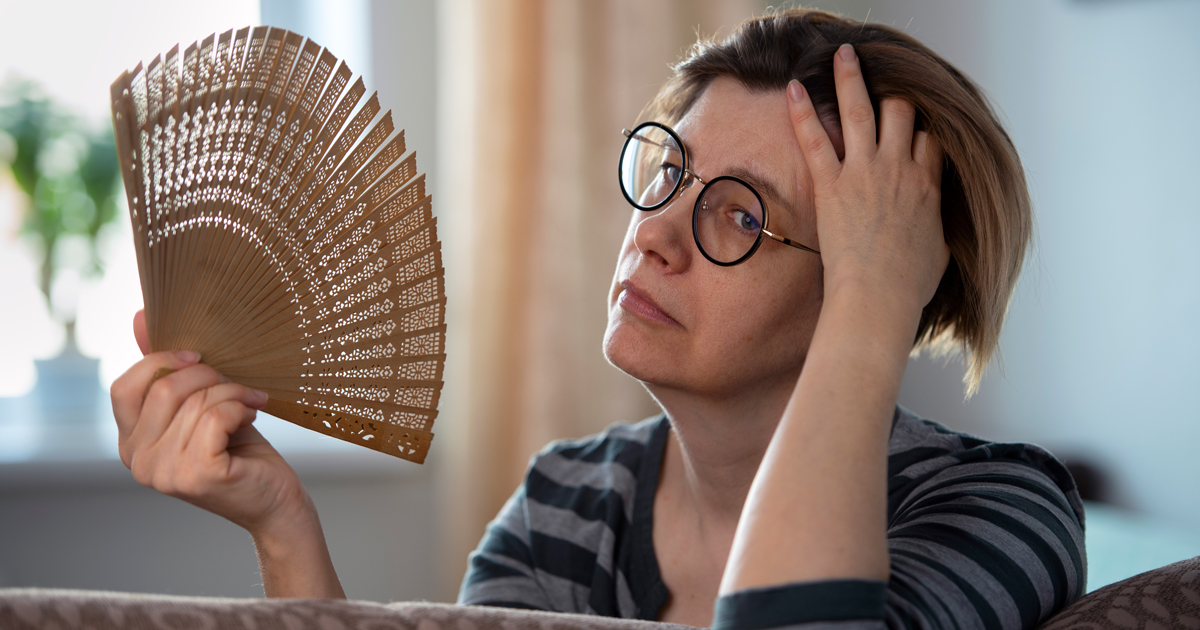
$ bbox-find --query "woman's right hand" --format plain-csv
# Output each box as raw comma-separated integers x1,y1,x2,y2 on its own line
110,309,306,534
110,310,346,597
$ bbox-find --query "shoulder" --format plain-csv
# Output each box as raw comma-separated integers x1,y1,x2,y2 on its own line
885,406,1089,626
887,405,1085,530
537,414,665,462
522,415,666,521
458,415,667,613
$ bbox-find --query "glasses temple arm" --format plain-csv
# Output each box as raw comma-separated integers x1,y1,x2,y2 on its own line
762,229,820,255
622,129,675,152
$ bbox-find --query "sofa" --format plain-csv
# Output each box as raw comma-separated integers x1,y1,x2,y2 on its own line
1,555,1196,630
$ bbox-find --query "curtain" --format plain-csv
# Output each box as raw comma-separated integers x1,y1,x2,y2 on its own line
434,0,763,601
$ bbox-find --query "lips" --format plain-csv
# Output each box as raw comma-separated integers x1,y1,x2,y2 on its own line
618,280,681,327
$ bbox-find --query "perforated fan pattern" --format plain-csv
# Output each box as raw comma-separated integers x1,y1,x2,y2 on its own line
110,26,445,463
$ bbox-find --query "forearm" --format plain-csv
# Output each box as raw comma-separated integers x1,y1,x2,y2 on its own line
252,495,346,599
720,281,921,593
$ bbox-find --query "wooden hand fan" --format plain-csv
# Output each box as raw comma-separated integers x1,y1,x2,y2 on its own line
109,26,445,463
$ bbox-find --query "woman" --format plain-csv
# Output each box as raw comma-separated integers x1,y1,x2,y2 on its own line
110,8,1085,629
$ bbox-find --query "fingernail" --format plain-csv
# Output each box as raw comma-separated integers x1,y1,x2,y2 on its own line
176,350,200,363
787,80,803,102
254,389,270,404
839,43,856,61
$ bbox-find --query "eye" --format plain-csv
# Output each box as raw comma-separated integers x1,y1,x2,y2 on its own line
659,161,682,184
732,208,761,232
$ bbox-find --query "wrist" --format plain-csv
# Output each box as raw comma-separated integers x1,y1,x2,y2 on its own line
250,492,320,554
251,496,346,599
812,279,924,377
824,270,926,319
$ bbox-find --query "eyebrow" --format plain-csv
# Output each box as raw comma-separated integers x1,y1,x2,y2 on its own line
725,166,794,218
678,138,797,218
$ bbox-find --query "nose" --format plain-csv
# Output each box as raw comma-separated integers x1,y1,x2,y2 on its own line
631,180,697,274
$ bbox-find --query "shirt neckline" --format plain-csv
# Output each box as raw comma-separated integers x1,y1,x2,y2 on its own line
627,414,672,620
623,409,902,620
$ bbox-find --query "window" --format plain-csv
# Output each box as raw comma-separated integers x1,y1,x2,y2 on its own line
0,0,392,466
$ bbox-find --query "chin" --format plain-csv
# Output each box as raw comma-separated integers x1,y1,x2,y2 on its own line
602,314,682,387
603,313,728,397
605,315,807,402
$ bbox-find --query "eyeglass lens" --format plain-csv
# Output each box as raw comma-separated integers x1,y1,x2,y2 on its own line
620,125,684,209
620,125,765,264
693,178,764,264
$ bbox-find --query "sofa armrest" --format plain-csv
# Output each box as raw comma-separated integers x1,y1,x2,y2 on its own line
1039,555,1199,629
0,589,696,630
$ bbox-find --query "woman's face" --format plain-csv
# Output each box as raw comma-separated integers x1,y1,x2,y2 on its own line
604,77,826,399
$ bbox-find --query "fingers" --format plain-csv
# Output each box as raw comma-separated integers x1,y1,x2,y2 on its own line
170,382,268,453
878,98,917,162
787,80,841,187
111,350,202,442
124,363,227,466
152,376,269,447
227,424,269,450
128,380,267,485
832,44,877,160
194,397,262,459
912,131,945,186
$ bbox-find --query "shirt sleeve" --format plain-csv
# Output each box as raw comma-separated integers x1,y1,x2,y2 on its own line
713,444,1087,630
457,484,551,610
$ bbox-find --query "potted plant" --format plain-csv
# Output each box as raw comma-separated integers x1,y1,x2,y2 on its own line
0,78,122,429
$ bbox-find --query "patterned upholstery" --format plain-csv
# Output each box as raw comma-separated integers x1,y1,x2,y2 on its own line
1,557,1196,630
0,590,694,630
1041,555,1200,630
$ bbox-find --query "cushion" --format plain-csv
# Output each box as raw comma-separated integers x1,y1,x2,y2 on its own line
1040,555,1200,629
7,557,1197,630
0,589,696,630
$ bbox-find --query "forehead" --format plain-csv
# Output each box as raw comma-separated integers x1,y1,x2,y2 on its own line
673,77,804,213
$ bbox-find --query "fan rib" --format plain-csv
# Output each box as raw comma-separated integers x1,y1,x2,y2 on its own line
176,27,273,349
200,100,397,355
217,97,400,350
111,27,444,462
183,30,307,354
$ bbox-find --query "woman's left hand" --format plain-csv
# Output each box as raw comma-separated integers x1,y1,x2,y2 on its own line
787,43,949,314
721,44,951,596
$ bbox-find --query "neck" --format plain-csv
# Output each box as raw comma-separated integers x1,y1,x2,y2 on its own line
649,371,799,522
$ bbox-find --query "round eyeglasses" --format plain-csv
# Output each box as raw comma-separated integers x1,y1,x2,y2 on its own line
618,121,820,266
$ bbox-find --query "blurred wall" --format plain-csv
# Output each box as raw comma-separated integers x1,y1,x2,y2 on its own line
0,463,437,601
0,0,446,604
974,0,1200,528
805,0,1200,529
3,0,1198,607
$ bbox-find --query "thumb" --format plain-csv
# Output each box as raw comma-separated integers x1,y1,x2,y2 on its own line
133,309,149,356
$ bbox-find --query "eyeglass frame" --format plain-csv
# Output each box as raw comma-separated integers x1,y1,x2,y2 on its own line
619,121,821,267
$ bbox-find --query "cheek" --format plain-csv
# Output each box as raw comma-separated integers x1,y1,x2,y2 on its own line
767,275,822,344
716,262,823,368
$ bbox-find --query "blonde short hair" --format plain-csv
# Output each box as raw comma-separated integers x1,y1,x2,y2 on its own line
645,8,1032,395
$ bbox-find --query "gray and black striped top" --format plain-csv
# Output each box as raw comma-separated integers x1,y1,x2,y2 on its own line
458,407,1087,629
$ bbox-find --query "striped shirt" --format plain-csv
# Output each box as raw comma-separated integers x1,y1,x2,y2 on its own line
458,407,1087,629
